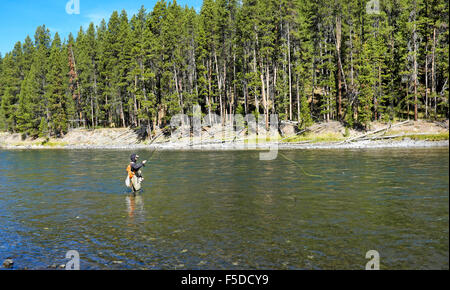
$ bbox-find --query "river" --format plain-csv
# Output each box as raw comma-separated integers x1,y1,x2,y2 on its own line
0,148,448,269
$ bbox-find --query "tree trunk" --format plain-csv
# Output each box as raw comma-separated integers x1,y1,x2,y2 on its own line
425,37,429,118
350,24,354,88
273,64,277,114
174,67,184,116
90,95,94,127
413,12,418,122
119,90,126,128
207,58,212,124
407,82,410,120
214,50,223,123
253,46,259,115
139,58,147,127
266,64,270,128
93,64,98,127
336,15,342,120
244,51,248,115
296,77,300,122
287,22,292,121
223,61,227,122
133,75,138,127
260,62,267,130
432,27,436,116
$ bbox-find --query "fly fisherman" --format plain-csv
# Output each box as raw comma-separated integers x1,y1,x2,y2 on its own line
126,153,147,192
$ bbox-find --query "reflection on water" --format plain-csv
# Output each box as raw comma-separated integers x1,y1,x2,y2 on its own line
126,195,145,220
0,148,448,269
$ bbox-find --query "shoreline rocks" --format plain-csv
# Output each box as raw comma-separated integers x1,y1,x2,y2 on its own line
0,122,448,151
1,139,447,151
3,258,14,269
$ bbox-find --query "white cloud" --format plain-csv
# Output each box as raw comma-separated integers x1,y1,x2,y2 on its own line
81,11,110,28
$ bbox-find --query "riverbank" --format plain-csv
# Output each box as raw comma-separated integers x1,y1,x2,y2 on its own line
0,120,448,150
2,139,447,150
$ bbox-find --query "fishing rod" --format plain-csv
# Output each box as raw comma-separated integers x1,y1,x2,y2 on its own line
145,126,170,161
278,152,322,178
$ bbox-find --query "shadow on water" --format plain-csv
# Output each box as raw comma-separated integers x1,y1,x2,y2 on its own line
0,148,448,269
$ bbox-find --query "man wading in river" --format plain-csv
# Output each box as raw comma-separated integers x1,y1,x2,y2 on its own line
126,154,147,193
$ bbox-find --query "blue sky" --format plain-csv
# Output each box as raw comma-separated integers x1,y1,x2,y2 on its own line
0,0,202,56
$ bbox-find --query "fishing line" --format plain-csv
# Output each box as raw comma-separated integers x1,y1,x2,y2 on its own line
278,152,322,178
145,127,169,161
148,147,158,159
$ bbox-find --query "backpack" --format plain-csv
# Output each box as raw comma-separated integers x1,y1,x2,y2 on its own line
126,164,135,179
125,164,135,188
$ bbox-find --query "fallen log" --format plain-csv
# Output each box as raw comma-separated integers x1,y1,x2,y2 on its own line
341,120,410,144
280,120,300,125
367,132,439,141
281,140,312,145
434,121,449,130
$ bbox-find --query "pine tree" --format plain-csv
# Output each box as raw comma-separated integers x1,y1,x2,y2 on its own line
46,33,70,136
129,6,148,128
16,64,40,136
38,116,48,138
104,11,122,127
32,25,51,129
0,44,23,132
293,0,314,124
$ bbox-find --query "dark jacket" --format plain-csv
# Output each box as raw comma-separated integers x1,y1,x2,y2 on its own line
130,154,145,175
130,161,145,173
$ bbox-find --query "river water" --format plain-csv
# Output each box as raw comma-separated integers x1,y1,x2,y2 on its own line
0,148,448,269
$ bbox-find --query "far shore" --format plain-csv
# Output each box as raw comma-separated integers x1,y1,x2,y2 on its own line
1,120,448,151
1,139,448,151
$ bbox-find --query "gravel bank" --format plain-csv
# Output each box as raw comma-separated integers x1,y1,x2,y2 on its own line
1,121,448,150
1,139,447,150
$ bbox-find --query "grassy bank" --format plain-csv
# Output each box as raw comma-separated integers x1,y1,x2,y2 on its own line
283,132,345,143
282,132,449,143
391,132,449,141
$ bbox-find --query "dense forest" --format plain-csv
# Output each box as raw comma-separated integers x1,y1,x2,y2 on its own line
0,0,448,138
